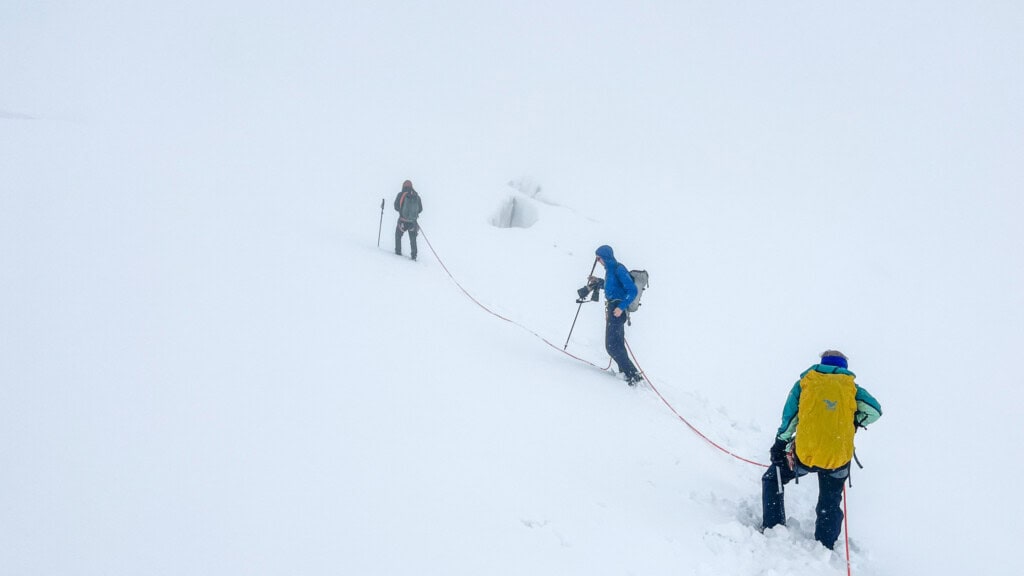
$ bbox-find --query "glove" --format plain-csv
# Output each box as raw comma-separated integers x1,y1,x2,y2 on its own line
769,438,788,466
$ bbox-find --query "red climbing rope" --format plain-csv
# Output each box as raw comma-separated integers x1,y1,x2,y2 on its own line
420,226,764,466
419,227,611,371
625,340,768,468
417,226,855,573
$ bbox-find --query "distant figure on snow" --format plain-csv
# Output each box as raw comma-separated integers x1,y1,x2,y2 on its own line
591,245,641,386
394,179,423,260
761,350,883,550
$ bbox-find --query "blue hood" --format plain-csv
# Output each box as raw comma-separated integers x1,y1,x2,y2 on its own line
596,245,616,263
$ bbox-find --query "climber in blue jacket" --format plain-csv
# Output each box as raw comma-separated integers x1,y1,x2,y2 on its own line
591,245,641,386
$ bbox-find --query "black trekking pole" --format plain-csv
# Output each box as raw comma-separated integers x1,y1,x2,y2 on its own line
563,258,599,350
376,198,385,247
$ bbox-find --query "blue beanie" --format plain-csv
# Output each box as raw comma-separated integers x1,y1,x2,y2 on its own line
820,350,848,369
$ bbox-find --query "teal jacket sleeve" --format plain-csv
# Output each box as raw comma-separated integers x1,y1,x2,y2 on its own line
854,385,883,428
775,380,802,442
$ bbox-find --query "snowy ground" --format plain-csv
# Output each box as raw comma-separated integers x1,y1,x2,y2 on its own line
3,2,1023,575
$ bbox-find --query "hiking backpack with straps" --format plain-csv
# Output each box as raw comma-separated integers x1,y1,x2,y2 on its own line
627,269,649,313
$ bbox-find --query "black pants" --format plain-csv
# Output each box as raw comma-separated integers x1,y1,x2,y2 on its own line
395,221,418,258
605,305,638,379
762,461,848,549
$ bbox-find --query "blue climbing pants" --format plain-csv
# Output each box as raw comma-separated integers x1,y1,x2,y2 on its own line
605,305,638,379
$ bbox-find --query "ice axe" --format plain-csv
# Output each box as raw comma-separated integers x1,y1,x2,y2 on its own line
378,196,385,247
563,258,599,350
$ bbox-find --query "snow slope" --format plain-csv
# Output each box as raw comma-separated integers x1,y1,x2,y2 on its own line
3,2,1023,575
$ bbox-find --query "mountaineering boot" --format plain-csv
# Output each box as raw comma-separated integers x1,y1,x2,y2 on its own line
626,372,643,386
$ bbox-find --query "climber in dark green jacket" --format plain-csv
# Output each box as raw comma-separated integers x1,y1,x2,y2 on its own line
394,180,423,260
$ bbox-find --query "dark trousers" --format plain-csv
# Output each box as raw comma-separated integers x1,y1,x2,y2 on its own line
762,462,848,549
605,307,638,378
395,221,418,258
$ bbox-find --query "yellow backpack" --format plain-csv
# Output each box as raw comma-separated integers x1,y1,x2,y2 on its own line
795,370,858,470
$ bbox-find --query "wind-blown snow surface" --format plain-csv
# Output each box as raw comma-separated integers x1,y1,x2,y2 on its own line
3,2,1023,575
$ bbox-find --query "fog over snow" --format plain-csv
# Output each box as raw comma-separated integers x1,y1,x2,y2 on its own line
2,2,1022,575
